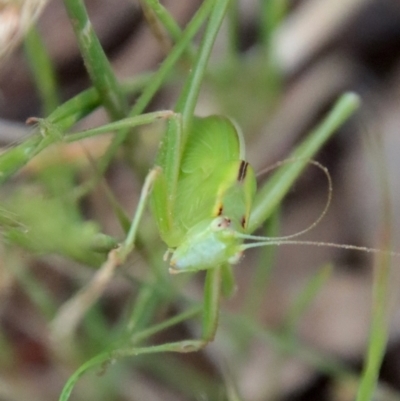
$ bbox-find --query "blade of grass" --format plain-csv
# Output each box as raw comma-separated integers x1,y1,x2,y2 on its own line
49,74,153,128
122,283,163,340
59,339,212,401
139,0,173,53
175,0,231,132
129,305,202,345
355,130,394,401
356,253,391,401
249,92,360,232
259,0,287,105
282,263,332,336
140,0,196,63
141,0,186,43
8,252,57,319
65,110,175,143
0,131,57,184
63,0,128,120
242,208,280,317
24,25,60,115
259,0,287,47
226,0,240,63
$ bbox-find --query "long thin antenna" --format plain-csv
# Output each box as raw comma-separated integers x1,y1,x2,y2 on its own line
241,239,400,258
240,159,332,242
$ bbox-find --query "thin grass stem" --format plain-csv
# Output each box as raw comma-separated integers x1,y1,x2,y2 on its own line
63,0,128,120
24,25,60,115
175,0,231,133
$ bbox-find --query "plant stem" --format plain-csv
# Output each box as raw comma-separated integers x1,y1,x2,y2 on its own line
24,25,60,115
249,92,360,232
63,0,128,120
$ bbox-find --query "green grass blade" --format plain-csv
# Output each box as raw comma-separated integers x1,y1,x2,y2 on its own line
355,149,393,400
24,25,60,115
129,306,201,345
65,111,174,143
63,0,128,119
259,0,287,47
243,208,280,317
259,0,287,105
226,0,240,63
355,256,391,401
249,92,361,232
49,87,99,128
0,134,56,184
59,340,206,401
175,0,231,132
49,74,152,128
141,0,183,43
9,253,57,319
283,264,332,336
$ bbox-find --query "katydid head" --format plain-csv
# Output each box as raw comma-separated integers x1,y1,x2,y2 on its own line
168,216,244,274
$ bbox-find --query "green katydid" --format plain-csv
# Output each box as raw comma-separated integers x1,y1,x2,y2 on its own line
151,114,256,274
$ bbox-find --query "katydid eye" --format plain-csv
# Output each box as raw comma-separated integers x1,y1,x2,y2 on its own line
211,217,231,231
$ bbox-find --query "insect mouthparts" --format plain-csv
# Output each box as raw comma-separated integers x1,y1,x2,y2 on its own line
168,267,180,274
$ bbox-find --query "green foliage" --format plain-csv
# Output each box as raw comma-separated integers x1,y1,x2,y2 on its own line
3,188,104,266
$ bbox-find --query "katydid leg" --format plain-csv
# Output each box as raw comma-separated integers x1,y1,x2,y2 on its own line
201,266,222,345
180,266,223,350
119,167,161,259
159,265,223,352
221,263,236,298
151,113,186,247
